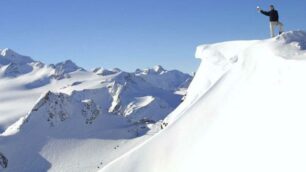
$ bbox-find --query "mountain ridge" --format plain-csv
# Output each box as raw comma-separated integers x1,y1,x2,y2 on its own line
99,30,306,172
0,48,192,171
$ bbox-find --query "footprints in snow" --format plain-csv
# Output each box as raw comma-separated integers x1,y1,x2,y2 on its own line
113,145,120,150
96,145,120,169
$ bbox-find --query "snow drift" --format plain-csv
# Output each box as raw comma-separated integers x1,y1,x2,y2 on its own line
101,31,306,172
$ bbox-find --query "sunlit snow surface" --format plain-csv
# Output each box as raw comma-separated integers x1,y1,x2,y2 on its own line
0,48,191,171
100,31,306,172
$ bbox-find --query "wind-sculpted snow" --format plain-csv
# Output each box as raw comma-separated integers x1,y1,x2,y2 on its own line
277,30,306,49
100,31,306,172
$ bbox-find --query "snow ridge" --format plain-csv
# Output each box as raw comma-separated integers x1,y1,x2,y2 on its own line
100,31,306,172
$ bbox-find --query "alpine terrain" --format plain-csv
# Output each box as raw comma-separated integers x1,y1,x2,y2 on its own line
0,48,192,171
2,31,306,172
100,31,306,172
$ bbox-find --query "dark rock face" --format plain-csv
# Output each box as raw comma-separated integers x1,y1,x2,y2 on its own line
0,152,8,169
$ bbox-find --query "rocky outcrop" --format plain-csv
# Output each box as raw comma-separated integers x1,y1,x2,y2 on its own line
0,152,8,169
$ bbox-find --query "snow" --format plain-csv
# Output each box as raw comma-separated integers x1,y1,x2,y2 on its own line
92,67,120,76
0,48,33,65
3,30,306,172
0,65,93,132
0,49,191,171
135,65,191,91
100,31,306,172
51,60,85,79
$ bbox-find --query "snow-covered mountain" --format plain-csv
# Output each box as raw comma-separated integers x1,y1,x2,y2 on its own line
92,67,121,76
4,30,306,172
0,48,34,65
0,48,35,78
0,48,192,171
99,31,306,172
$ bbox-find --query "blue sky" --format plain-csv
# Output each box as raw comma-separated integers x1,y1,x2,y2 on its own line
0,0,305,73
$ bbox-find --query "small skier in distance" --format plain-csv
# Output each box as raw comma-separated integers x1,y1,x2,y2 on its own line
257,5,284,37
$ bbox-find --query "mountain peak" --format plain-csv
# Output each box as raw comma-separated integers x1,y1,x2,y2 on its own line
136,65,167,75
92,67,120,76
153,65,165,73
49,59,85,79
55,59,83,71
59,59,77,66
0,48,34,65
1,48,16,57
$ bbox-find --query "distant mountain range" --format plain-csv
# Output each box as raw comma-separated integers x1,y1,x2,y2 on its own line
0,48,192,171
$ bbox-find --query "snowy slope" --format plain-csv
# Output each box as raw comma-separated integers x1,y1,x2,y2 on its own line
0,48,192,171
0,49,92,132
100,31,306,172
0,48,191,131
0,48,33,65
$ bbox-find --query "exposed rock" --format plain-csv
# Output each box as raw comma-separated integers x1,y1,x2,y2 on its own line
0,152,8,169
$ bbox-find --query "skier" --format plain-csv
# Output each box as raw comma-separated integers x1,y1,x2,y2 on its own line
257,5,284,37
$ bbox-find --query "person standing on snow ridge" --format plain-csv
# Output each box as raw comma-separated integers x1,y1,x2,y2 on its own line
257,5,284,37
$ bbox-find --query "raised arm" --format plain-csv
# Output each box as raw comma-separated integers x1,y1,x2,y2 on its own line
260,10,271,16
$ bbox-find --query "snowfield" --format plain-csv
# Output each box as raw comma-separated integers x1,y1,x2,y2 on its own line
1,30,306,172
0,48,191,171
100,31,306,172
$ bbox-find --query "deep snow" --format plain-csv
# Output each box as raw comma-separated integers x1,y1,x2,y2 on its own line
2,30,306,172
100,31,306,172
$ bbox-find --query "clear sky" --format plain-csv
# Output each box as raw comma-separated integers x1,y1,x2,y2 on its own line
0,0,305,73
